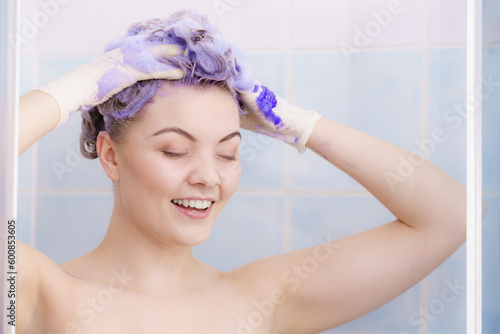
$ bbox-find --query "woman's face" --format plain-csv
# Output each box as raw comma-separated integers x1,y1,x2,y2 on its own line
110,83,241,247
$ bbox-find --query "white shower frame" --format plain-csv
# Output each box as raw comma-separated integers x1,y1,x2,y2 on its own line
1,0,19,333
466,0,483,333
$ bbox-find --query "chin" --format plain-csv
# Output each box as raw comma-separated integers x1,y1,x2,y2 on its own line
169,220,215,247
173,232,212,247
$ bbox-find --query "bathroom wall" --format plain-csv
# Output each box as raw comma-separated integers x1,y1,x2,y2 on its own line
17,0,500,332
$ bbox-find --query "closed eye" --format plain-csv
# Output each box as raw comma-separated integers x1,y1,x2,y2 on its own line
221,155,238,161
218,154,238,162
163,151,237,161
162,151,187,158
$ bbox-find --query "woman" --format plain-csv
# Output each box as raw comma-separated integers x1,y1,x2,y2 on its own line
18,10,470,334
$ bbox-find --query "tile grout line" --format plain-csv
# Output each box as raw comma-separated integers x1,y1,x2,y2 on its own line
28,186,495,197
30,17,42,249
483,191,500,196
236,189,373,196
283,0,294,255
422,0,430,332
30,144,38,248
27,188,376,196
37,44,485,58
29,188,114,195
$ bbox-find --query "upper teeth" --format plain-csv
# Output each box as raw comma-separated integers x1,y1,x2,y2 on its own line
172,199,212,209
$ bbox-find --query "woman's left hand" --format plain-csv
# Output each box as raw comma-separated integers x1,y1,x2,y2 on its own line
235,79,322,153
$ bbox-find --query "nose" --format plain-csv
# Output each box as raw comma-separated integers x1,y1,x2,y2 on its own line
187,155,221,188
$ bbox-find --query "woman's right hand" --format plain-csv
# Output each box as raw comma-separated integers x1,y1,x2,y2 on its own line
35,29,185,128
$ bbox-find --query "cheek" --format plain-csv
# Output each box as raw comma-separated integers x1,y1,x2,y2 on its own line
219,161,241,195
120,154,182,197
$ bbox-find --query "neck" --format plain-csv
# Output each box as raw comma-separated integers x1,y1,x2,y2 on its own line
78,202,215,294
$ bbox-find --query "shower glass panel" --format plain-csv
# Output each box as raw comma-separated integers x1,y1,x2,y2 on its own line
482,0,500,333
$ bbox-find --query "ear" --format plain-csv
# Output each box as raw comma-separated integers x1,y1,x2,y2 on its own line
96,131,120,182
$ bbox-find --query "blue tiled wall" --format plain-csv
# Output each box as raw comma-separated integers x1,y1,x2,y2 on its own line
427,47,467,184
36,193,113,263
16,0,499,333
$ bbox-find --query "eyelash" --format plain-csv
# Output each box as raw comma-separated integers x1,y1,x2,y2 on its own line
162,151,186,158
219,155,238,162
162,151,237,162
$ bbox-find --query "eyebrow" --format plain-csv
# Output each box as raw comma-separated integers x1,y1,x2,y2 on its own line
150,127,241,144
150,127,196,141
218,131,241,143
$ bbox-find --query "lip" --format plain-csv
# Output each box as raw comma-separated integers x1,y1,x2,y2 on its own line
172,197,216,202
172,199,214,220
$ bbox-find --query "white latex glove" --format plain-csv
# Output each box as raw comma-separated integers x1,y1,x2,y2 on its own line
236,81,322,154
36,41,184,128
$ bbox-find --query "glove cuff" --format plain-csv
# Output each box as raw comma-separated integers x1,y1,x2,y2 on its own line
296,111,322,154
35,80,83,128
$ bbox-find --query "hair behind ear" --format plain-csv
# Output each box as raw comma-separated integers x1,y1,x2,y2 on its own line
80,107,105,159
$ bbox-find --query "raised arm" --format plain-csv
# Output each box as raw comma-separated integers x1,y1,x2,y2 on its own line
19,38,184,156
235,82,471,333
18,91,60,155
307,118,467,238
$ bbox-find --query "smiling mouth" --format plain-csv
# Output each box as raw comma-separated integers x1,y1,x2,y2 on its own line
171,199,213,212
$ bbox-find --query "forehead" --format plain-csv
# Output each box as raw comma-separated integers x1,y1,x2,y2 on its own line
137,83,241,134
